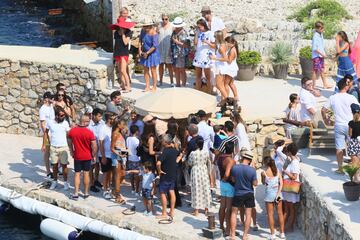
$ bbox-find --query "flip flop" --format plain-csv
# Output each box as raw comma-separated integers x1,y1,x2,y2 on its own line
158,216,173,224
115,197,126,205
83,194,90,199
69,194,79,201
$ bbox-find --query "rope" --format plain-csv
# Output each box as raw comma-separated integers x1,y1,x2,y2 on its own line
76,219,97,238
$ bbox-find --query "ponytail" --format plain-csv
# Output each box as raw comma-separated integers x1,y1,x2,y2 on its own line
268,158,278,176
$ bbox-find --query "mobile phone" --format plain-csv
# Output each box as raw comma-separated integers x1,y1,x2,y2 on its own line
275,196,281,204
209,148,215,153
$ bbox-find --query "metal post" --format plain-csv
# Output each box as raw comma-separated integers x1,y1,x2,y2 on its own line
110,0,122,88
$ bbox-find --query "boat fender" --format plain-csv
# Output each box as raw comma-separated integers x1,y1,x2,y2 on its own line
40,218,78,240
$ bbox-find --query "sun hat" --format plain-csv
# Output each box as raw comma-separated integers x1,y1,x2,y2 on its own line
240,147,253,161
109,17,136,30
201,6,211,12
172,17,186,28
43,91,53,99
351,103,360,114
138,17,155,27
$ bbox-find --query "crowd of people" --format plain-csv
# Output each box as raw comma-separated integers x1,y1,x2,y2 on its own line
33,7,360,240
110,6,238,107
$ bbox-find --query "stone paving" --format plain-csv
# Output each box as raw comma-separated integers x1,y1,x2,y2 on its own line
0,133,304,239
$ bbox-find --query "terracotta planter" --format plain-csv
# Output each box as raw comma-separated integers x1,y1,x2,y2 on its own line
300,57,313,79
236,64,257,81
343,182,360,201
273,64,288,79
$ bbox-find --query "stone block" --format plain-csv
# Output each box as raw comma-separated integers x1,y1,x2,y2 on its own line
248,124,257,132
9,89,20,98
260,125,278,135
6,95,16,103
261,118,274,126
10,62,20,71
65,68,73,74
24,107,32,115
72,85,85,94
277,127,286,137
28,89,38,99
12,119,19,124
29,66,39,74
19,98,30,106
40,72,50,81
80,72,90,79
7,125,22,134
0,110,12,120
24,129,36,136
202,227,223,239
19,112,32,123
29,75,40,86
0,120,11,127
89,70,97,78
0,86,9,96
0,60,10,68
73,68,81,76
20,78,31,89
16,68,30,77
7,78,20,89
2,102,13,111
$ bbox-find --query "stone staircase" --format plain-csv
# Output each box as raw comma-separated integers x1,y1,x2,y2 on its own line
309,127,335,155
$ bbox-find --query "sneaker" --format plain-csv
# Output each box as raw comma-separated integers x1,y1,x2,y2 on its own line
134,192,139,197
253,224,259,231
94,180,103,188
131,190,136,195
63,182,70,191
267,234,276,240
49,180,57,190
90,186,100,193
146,211,153,217
46,172,53,179
69,194,79,201
279,233,286,239
103,191,112,199
143,210,149,216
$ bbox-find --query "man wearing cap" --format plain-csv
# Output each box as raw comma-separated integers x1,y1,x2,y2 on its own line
321,78,358,174
229,148,257,240
39,91,55,179
201,6,226,36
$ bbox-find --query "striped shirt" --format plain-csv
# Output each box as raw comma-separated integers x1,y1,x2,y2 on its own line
218,135,239,154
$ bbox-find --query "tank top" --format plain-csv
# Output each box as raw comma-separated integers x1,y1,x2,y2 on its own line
340,41,349,55
227,47,239,72
215,44,227,72
217,154,232,180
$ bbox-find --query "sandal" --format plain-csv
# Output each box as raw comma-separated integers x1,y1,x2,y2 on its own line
122,206,136,215
69,194,79,201
158,216,173,224
115,197,126,205
83,194,90,199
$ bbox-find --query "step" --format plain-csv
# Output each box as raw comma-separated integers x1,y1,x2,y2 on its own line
309,143,336,149
312,135,335,140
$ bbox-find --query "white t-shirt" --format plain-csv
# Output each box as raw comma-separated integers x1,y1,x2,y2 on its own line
197,120,215,150
324,92,358,126
39,104,55,132
127,120,144,136
141,171,156,190
88,119,105,156
300,88,317,121
98,124,112,158
209,16,225,32
284,158,300,181
235,123,251,150
46,120,70,147
126,136,140,162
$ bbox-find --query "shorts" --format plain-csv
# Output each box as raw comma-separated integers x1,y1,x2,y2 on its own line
127,160,141,171
159,180,175,193
100,157,112,173
220,181,235,198
232,193,255,209
312,57,325,73
50,146,69,165
142,188,153,200
74,160,91,172
348,138,360,156
334,124,348,150
111,153,126,167
114,55,129,63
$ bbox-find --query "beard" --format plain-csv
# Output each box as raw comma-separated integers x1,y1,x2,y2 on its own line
57,117,65,123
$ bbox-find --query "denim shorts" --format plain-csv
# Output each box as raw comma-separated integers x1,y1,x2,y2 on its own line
142,188,153,200
111,153,126,167
334,124,348,150
220,181,235,198
159,181,175,193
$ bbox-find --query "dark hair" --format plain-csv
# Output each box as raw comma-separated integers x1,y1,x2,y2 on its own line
289,93,298,109
314,21,324,29
110,90,121,101
130,125,139,135
231,111,247,132
337,78,348,90
264,156,277,176
224,121,234,132
213,124,223,133
344,74,353,81
56,82,65,91
92,108,103,116
196,18,209,31
274,139,285,147
112,118,126,133
225,36,239,57
104,112,115,122
54,105,65,116
195,137,204,150
287,143,298,156
337,31,351,54
141,120,157,144
143,161,153,171
301,76,311,86
167,118,179,138
55,90,71,108
224,141,234,155
188,113,199,125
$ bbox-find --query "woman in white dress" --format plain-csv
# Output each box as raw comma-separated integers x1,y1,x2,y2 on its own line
158,13,174,86
230,111,251,161
224,36,239,102
282,143,301,232
211,30,229,104
193,18,216,93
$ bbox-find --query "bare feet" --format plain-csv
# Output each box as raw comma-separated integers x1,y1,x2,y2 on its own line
143,88,150,92
156,214,168,219
191,211,199,216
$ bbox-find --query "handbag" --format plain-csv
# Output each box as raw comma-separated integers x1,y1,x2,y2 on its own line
282,179,301,194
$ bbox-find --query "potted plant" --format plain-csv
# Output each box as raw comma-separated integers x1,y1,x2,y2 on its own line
270,42,293,79
299,46,313,78
343,165,360,201
236,51,261,81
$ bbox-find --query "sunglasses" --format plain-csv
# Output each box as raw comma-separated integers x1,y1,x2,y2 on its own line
162,18,168,21
58,114,66,118
58,94,64,97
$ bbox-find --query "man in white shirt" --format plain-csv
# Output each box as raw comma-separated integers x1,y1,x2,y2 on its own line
299,77,321,125
196,110,215,151
42,105,71,190
98,112,116,199
88,108,104,192
39,91,55,178
321,78,358,174
201,6,226,35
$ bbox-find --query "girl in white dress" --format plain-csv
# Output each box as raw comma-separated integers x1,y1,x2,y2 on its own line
224,36,239,102
193,18,216,93
211,30,229,103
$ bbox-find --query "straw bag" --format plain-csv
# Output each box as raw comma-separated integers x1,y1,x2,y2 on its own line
282,179,301,194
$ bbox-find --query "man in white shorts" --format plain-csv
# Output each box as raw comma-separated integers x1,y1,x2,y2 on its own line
321,78,358,174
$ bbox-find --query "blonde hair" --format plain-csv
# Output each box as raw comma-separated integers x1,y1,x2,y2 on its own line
354,112,360,122
214,30,225,44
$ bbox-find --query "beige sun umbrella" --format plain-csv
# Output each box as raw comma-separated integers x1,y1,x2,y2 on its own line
134,88,217,119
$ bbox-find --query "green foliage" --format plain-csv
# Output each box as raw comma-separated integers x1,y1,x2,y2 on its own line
270,42,293,65
288,0,351,39
343,165,360,183
299,46,312,60
167,11,187,22
237,51,262,65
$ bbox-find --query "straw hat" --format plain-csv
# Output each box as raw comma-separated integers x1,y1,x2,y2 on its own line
138,16,155,27
172,17,186,28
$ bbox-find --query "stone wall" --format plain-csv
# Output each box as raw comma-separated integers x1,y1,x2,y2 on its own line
0,58,132,136
297,176,353,240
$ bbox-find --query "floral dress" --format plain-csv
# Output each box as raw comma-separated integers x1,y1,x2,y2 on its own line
170,29,189,68
188,149,211,209
192,30,215,69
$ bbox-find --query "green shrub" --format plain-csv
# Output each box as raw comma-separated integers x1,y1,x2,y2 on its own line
270,42,293,65
288,0,351,39
343,165,360,183
167,11,187,22
237,51,262,65
299,46,312,60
